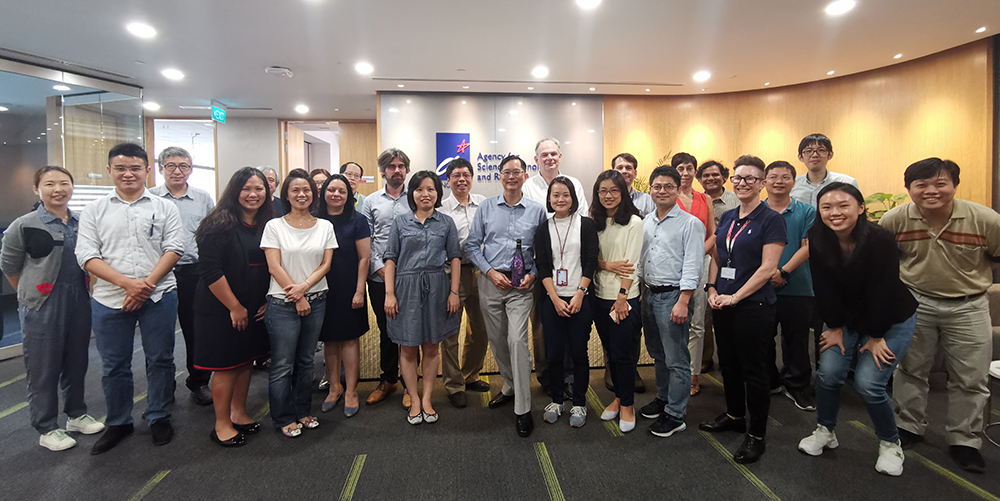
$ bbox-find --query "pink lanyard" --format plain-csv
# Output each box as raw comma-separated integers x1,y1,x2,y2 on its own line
724,219,749,267
552,217,573,267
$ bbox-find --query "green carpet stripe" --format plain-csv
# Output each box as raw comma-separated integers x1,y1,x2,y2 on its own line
253,402,271,422
481,376,493,408
533,442,566,501
128,470,170,501
700,430,782,501
848,421,1000,501
584,386,623,437
0,402,28,420
0,373,26,389
339,454,367,501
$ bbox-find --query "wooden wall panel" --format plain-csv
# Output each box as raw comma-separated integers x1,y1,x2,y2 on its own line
604,40,993,205
339,121,379,195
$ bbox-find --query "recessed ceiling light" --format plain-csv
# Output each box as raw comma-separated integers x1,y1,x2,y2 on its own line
406,99,411,103
461,101,466,104
334,108,339,111
53,85,71,91
462,85,470,89
161,68,184,80
645,88,651,92
576,0,601,8
527,86,534,90
126,22,156,38
532,66,549,78
589,87,596,91
388,108,399,113
587,129,595,133
976,26,986,33
693,71,711,82
824,0,856,16
764,82,770,86
0,106,8,112
827,70,835,75
894,53,902,59
355,62,373,75
572,102,577,106
295,104,310,114
518,101,523,105
143,102,161,111
397,84,404,88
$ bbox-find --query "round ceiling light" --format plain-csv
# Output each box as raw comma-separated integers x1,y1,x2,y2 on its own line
142,102,161,111
355,62,374,75
161,68,185,80
126,22,156,38
693,71,711,82
295,104,309,114
825,0,856,16
531,66,549,78
53,85,71,91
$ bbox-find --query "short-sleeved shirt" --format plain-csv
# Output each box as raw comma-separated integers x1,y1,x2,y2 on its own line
522,173,590,216
764,198,816,297
790,170,860,207
439,193,486,263
260,217,338,298
384,211,461,272
711,189,740,226
678,191,711,240
715,202,787,304
879,199,1000,297
149,184,215,265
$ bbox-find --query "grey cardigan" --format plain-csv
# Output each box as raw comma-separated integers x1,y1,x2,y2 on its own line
0,206,87,310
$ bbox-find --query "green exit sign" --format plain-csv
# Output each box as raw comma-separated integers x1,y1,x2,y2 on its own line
212,106,226,124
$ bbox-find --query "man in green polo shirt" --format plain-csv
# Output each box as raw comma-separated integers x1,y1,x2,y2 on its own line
763,161,817,412
880,157,1000,473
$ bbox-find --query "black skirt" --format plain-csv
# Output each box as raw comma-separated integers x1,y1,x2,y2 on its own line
193,313,270,371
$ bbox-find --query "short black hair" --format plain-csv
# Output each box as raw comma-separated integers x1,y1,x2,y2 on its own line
734,155,766,176
406,170,444,211
765,160,796,178
671,152,697,169
108,143,148,166
499,155,526,172
280,168,317,212
446,157,474,179
340,162,364,176
545,176,579,213
611,153,638,170
798,133,833,155
697,160,728,180
904,157,960,189
649,165,681,186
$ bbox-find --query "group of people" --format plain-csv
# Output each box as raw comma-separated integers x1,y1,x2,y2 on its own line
2,133,997,478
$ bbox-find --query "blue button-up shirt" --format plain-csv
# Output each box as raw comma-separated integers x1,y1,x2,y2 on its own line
148,184,214,265
384,211,461,272
465,193,548,275
638,204,705,291
361,187,408,282
630,189,656,218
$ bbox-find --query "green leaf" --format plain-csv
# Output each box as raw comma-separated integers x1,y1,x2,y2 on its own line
891,193,910,203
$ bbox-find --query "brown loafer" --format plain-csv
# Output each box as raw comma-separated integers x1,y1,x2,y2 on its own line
366,381,397,405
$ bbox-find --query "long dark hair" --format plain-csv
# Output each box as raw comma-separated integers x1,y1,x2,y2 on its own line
196,167,274,240
590,170,640,231
807,182,870,266
315,174,356,219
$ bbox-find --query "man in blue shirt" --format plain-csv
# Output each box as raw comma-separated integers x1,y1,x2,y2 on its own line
637,166,705,438
763,161,817,412
466,155,548,437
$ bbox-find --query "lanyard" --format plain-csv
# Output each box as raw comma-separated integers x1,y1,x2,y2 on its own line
725,218,750,266
552,216,573,267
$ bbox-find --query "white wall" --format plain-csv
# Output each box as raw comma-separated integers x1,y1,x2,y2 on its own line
302,130,340,173
215,117,279,196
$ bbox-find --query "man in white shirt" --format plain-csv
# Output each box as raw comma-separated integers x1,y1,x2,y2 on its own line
789,133,860,207
149,146,215,406
438,158,490,408
76,143,184,454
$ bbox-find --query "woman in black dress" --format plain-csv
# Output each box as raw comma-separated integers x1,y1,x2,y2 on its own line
316,174,371,417
193,167,274,447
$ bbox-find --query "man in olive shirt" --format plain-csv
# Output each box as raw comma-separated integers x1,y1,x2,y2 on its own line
880,158,1000,473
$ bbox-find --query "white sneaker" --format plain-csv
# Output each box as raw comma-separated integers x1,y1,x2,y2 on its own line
67,414,106,435
542,402,563,423
569,406,587,428
798,424,839,456
39,429,77,451
876,440,904,476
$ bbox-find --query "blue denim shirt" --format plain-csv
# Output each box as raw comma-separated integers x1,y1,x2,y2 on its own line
384,211,461,273
465,194,548,275
361,187,408,281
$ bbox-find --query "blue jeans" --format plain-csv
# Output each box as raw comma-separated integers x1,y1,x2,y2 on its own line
265,294,326,428
816,314,916,442
642,289,692,420
92,292,178,426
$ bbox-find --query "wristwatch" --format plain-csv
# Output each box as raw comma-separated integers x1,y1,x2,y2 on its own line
619,287,628,296
779,268,790,280
450,290,460,296
705,283,716,292
578,286,589,295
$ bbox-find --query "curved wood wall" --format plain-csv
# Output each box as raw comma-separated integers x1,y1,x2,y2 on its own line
604,39,993,205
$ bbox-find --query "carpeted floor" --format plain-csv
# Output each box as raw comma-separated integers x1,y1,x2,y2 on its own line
0,331,998,501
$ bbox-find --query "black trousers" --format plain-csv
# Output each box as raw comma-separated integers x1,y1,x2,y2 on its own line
593,297,641,406
174,264,211,389
768,295,815,391
367,279,400,384
539,295,592,407
713,300,776,438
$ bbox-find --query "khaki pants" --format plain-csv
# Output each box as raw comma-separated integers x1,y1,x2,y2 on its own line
441,265,490,394
479,275,535,415
893,292,992,448
688,254,711,375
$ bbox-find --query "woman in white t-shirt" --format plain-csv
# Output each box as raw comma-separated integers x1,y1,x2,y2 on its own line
260,169,338,438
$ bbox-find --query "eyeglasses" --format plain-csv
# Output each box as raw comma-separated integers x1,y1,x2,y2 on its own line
650,183,678,192
111,166,145,174
163,163,192,172
765,175,793,182
801,148,829,157
342,172,361,180
598,188,621,197
499,170,524,178
732,176,761,185
450,172,472,179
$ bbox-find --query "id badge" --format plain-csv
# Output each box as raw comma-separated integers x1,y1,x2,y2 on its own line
556,268,569,286
720,267,736,280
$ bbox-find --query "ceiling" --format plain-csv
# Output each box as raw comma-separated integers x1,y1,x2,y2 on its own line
0,0,996,120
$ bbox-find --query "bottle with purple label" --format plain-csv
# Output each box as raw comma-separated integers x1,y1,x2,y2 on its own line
511,238,525,287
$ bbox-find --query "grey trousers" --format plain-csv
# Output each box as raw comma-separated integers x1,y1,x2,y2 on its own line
441,265,490,394
20,282,92,434
478,274,534,415
893,291,992,448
